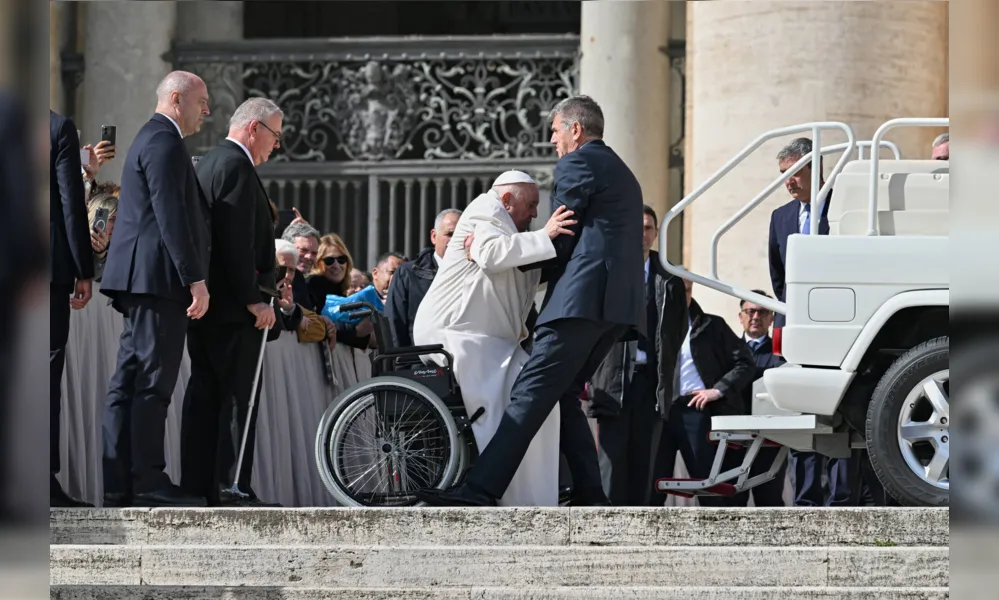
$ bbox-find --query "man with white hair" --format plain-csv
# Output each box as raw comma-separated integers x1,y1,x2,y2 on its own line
386,207,462,348
179,96,290,507
931,132,949,160
101,70,212,507
413,170,576,506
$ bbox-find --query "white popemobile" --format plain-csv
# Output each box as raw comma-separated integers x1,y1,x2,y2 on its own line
656,118,949,507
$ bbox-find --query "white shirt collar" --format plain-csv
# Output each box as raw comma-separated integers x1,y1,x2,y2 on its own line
745,333,768,344
225,137,255,165
433,252,443,267
644,257,650,282
159,113,183,138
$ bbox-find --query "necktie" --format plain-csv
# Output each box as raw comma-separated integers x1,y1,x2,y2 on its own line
748,339,763,352
802,203,811,235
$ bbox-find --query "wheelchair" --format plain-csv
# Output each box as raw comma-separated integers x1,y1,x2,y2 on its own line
313,301,484,507
314,301,575,507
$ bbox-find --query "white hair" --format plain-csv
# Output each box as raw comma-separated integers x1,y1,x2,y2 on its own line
932,132,949,148
275,238,299,262
155,71,203,103
230,97,284,130
434,208,462,231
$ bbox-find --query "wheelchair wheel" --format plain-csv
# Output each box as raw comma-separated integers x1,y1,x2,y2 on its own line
315,376,463,507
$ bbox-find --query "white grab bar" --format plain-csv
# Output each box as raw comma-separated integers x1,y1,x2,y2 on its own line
659,122,856,316
855,140,902,161
867,118,948,235
708,139,900,278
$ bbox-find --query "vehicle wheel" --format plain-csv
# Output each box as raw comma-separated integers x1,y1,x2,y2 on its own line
866,337,949,506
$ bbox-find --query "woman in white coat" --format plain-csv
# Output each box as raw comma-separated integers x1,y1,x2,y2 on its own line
413,170,576,506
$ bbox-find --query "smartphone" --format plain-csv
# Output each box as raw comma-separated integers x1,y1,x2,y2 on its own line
276,209,296,235
101,125,117,147
93,207,109,233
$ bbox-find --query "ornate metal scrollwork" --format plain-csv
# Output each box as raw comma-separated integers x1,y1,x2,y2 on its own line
173,36,581,163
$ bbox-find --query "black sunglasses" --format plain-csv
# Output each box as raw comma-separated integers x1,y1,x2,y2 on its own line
323,256,349,266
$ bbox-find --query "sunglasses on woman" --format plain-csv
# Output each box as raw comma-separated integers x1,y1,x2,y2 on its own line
323,255,349,266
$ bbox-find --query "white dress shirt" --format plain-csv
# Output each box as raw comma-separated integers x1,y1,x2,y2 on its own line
161,113,183,138
433,252,443,268
635,257,650,364
225,137,255,164
677,319,707,396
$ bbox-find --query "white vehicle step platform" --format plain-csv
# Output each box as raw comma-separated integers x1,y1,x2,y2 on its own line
656,432,790,498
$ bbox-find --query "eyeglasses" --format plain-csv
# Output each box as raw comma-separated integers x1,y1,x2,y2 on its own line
742,308,773,317
257,120,283,145
323,256,349,266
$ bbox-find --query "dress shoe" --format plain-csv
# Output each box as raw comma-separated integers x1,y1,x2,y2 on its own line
50,486,93,508
103,493,132,508
415,482,497,507
219,488,281,507
133,485,207,507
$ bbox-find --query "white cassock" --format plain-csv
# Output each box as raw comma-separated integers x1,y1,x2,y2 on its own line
413,189,560,506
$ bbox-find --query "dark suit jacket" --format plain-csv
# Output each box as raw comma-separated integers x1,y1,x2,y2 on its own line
530,140,645,331
194,140,276,325
385,246,438,348
673,300,755,417
50,111,94,286
101,114,210,305
767,196,830,328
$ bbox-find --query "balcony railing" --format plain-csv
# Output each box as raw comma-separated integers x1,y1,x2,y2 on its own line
170,35,580,267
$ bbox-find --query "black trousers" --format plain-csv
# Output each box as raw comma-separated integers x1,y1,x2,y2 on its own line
596,367,661,506
50,282,74,476
180,322,265,502
468,318,628,500
102,293,188,495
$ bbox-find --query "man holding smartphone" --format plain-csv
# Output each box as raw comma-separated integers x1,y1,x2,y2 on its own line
99,71,212,507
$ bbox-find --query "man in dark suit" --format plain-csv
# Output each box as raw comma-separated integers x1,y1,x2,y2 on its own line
49,110,95,507
590,205,688,506
418,95,645,506
768,136,830,330
385,208,461,348
100,71,212,507
730,290,787,507
767,137,859,507
180,97,291,507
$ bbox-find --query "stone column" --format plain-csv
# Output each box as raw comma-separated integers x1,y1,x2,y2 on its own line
79,1,178,183
579,0,672,228
685,0,948,329
50,2,66,113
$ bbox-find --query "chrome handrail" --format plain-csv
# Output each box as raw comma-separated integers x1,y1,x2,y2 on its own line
867,118,948,235
658,122,856,316
707,139,899,278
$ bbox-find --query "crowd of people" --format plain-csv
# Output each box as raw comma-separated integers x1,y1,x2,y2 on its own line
51,69,938,509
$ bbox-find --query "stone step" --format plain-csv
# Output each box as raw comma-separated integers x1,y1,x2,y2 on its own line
49,507,949,547
51,545,948,588
50,585,951,600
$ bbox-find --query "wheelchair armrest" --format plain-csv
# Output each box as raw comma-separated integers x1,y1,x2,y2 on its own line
379,344,446,356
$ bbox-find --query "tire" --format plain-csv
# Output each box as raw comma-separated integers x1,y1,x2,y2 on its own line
866,336,949,507
315,376,463,507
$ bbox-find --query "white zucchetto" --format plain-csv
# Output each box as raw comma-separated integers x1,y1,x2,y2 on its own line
491,170,538,187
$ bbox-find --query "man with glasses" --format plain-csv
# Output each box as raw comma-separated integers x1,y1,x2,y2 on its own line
729,291,787,506
179,97,295,507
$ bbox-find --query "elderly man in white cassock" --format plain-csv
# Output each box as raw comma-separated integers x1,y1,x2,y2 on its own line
412,170,577,506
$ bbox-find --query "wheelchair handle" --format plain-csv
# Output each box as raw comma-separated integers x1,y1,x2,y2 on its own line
350,309,373,319
338,301,376,313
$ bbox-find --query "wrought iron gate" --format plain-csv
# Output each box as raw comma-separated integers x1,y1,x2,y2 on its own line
170,35,579,269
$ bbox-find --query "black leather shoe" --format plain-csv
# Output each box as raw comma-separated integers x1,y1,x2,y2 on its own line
51,485,93,508
415,483,497,507
219,488,281,507
133,485,207,507
103,493,132,508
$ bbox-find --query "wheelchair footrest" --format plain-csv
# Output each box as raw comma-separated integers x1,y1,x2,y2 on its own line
656,478,738,498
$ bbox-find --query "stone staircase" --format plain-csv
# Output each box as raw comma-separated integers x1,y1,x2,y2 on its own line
50,507,949,599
